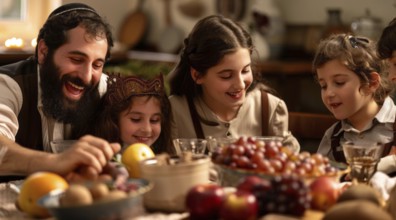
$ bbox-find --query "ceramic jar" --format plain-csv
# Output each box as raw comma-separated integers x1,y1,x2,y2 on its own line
140,154,211,212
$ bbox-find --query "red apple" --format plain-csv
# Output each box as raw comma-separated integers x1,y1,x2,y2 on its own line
309,176,340,211
220,191,258,220
185,183,226,220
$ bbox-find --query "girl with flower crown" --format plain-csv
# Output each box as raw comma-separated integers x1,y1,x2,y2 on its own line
90,73,173,155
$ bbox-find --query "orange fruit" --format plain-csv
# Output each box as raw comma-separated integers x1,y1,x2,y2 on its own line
17,171,69,218
121,143,155,178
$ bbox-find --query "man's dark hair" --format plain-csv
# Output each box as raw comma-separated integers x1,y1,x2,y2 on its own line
35,3,113,61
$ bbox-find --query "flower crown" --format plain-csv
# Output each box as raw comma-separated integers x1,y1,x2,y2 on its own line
105,73,165,105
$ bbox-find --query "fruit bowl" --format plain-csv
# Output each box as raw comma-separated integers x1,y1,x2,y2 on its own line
210,136,348,187
37,178,152,220
214,163,346,187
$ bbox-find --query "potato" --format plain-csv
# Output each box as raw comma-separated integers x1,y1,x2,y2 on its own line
97,190,127,203
337,184,381,206
386,184,396,219
89,182,109,200
60,184,93,206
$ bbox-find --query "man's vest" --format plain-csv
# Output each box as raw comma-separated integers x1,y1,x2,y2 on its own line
0,57,43,182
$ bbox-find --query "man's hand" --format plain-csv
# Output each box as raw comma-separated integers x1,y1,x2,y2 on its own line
48,135,121,180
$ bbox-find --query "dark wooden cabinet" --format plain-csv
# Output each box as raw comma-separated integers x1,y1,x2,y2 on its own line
257,60,334,152
258,60,329,114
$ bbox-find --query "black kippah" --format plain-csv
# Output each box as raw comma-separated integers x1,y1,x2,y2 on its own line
48,3,99,18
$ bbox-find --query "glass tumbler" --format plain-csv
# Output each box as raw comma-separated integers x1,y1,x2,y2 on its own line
342,143,384,183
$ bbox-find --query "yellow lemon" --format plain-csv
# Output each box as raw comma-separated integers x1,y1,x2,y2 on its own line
17,171,69,218
121,143,155,178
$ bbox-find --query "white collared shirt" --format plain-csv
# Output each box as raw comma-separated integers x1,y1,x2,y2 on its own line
317,97,396,173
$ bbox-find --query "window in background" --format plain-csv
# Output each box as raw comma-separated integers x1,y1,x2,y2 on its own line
0,0,26,20
0,0,60,51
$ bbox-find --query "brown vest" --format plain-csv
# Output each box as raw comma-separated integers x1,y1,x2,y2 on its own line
0,58,43,182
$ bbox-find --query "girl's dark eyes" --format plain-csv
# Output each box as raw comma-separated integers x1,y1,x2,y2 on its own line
130,118,140,122
219,73,232,79
242,67,251,74
220,76,231,80
130,117,161,123
150,119,161,123
335,82,345,86
220,70,250,79
319,81,345,90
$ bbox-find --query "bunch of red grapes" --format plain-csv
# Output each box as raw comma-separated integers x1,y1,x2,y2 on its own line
265,175,311,216
211,136,338,178
237,175,311,217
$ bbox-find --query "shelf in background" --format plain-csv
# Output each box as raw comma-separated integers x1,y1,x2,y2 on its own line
258,60,313,75
0,50,33,65
0,50,313,76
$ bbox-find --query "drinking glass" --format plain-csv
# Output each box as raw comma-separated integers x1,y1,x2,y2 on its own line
173,138,207,155
342,143,384,183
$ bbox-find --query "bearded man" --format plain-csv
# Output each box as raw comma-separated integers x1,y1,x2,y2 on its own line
0,3,121,182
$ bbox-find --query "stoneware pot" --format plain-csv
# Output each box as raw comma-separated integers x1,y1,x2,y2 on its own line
140,154,211,212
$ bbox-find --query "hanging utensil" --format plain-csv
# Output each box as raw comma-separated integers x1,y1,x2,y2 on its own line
216,0,246,21
157,0,184,54
118,0,148,50
178,0,206,19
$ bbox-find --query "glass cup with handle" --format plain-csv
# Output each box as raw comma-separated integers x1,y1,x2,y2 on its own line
342,142,384,184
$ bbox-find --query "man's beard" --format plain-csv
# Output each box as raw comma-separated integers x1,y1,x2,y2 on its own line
39,54,101,127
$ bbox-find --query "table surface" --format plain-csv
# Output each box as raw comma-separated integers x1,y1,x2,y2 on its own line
0,181,323,220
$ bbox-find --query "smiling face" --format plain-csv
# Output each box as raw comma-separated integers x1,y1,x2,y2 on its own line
317,59,379,126
118,96,162,146
193,48,253,120
38,25,108,122
47,26,107,101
